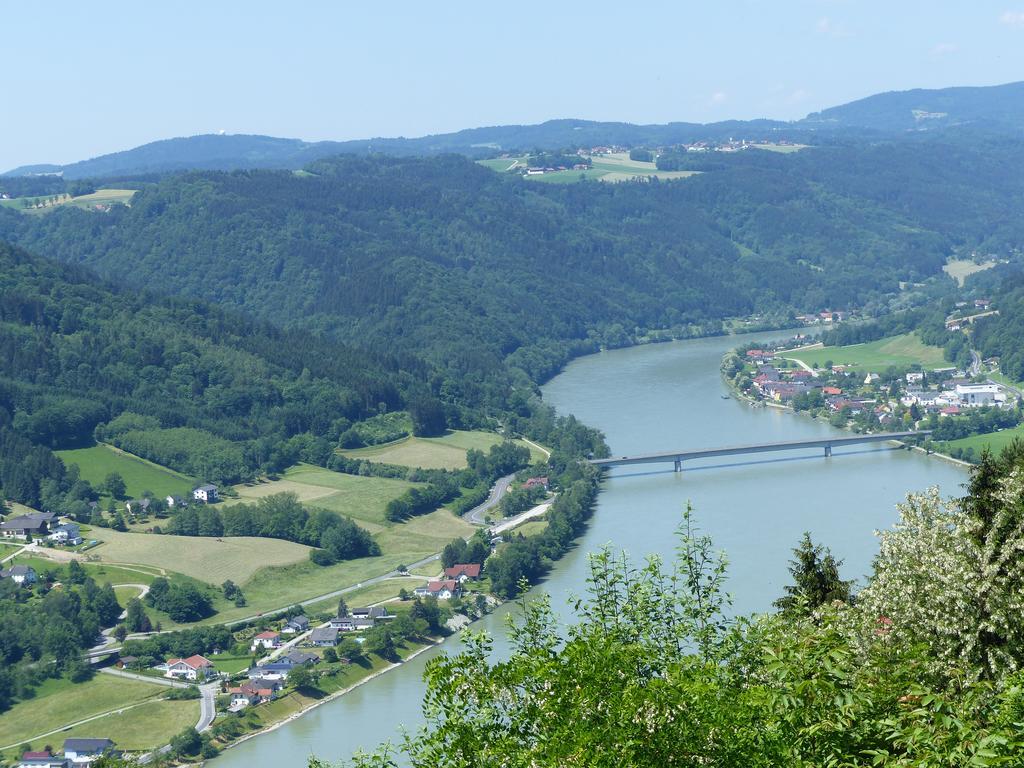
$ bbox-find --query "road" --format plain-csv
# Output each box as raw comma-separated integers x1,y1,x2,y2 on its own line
196,682,218,731
490,501,553,535
465,473,515,525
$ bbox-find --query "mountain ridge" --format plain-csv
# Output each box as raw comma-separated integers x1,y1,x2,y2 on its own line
6,80,1020,180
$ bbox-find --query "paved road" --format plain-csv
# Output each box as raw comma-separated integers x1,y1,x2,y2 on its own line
490,501,553,535
196,682,218,731
99,666,190,688
465,473,515,525
0,543,31,564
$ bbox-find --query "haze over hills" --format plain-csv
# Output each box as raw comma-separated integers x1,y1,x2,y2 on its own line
5,81,1021,180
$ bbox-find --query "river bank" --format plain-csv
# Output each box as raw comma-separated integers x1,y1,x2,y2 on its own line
217,639,440,756
725,373,974,469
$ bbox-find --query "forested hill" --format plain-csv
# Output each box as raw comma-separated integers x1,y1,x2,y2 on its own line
4,141,1014,390
804,80,1024,133
0,239,436,493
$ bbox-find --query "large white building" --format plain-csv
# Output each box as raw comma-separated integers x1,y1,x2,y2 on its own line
956,384,1001,407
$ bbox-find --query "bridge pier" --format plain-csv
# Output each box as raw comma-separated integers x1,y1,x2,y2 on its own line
674,458,682,472
824,445,832,458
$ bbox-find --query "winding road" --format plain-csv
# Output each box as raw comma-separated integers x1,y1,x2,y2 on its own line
464,473,515,525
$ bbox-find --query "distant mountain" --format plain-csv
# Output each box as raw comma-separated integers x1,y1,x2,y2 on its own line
3,120,799,180
803,81,1024,132
6,81,1022,179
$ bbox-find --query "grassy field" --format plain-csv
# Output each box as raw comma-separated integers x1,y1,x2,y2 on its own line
1,189,136,215
940,424,1024,457
0,673,178,752
209,653,252,675
303,577,424,615
750,143,808,153
56,444,195,501
785,333,949,373
90,529,311,585
478,153,699,184
943,258,998,286
232,464,417,527
214,507,473,624
338,429,543,470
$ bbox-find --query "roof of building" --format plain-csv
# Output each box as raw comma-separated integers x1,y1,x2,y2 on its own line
287,615,309,626
8,565,35,575
63,738,114,752
22,751,54,759
427,579,460,592
254,630,280,639
310,627,337,641
283,650,318,664
444,563,482,579
196,484,218,492
167,654,212,669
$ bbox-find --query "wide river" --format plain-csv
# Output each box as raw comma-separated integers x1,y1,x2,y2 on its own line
214,330,965,766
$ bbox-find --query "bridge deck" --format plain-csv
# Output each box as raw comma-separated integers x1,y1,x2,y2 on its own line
590,431,928,468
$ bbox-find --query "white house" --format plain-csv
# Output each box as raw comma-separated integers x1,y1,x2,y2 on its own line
251,630,281,651
956,384,1001,407
282,615,310,634
163,654,214,680
1,565,38,585
413,579,461,600
62,738,115,766
48,523,83,546
905,372,924,385
192,484,219,503
17,749,68,768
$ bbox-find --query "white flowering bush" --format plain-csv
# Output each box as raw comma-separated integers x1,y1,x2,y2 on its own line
854,473,1024,681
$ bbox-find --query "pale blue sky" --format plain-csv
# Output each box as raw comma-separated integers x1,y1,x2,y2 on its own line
3,0,1023,170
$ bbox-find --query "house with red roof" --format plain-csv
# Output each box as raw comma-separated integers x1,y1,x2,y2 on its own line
444,563,482,582
414,579,461,600
164,654,214,680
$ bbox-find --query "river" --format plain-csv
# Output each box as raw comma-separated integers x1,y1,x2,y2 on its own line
213,329,966,766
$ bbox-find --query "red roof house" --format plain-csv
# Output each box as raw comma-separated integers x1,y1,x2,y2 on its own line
444,563,482,581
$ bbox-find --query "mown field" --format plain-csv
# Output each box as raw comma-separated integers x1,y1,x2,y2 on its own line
477,153,699,184
0,673,190,754
940,424,1024,458
786,333,949,373
942,258,998,286
0,188,136,215
338,429,542,470
56,443,195,501
90,528,311,584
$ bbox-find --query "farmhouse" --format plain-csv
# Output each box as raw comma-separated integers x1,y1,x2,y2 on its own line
124,498,149,515
1,512,55,539
444,563,482,582
1,565,38,585
414,579,461,600
251,630,281,651
523,476,549,491
192,484,219,503
282,615,310,634
163,654,214,680
165,495,186,508
351,605,391,621
48,522,83,545
62,738,115,766
309,627,339,647
18,750,68,768
228,678,281,708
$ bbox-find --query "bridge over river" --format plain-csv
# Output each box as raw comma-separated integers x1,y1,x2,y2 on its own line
589,431,930,472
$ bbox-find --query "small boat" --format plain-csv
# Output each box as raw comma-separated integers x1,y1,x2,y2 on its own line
720,394,731,399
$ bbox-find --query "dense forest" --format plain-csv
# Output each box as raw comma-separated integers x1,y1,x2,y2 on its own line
6,140,1022,399
0,240,439,497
